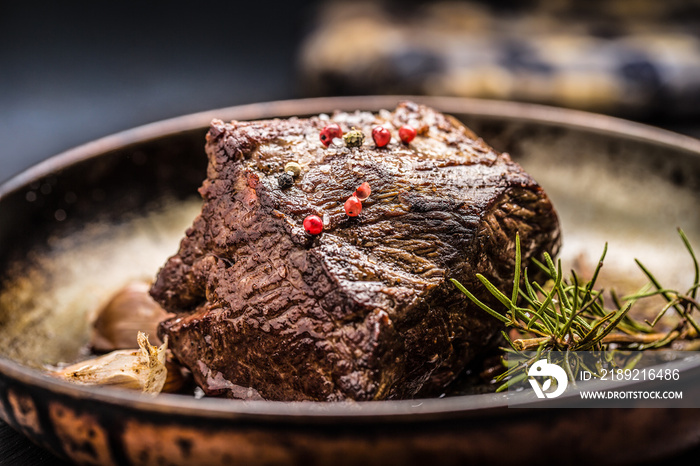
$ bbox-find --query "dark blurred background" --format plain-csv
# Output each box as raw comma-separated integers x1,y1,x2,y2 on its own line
0,1,316,184
2,0,700,463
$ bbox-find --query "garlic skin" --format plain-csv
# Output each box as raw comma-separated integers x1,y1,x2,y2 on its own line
54,332,168,394
90,281,170,352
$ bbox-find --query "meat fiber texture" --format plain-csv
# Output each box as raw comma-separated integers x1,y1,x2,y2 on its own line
150,101,561,401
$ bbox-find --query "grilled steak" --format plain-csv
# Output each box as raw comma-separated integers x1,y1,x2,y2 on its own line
150,102,560,401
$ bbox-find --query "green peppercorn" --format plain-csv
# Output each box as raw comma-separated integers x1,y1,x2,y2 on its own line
343,129,365,148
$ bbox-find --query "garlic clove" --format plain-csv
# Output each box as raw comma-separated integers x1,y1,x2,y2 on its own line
90,281,171,352
54,332,168,394
162,357,190,394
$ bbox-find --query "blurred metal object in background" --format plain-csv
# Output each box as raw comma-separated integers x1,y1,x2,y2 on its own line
299,0,700,118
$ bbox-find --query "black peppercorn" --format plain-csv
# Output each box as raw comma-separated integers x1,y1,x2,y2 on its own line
278,172,294,189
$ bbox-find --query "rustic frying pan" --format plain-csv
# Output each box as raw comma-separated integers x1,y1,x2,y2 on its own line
1,96,700,465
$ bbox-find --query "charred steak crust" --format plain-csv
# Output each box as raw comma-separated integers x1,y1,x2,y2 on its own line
150,102,560,401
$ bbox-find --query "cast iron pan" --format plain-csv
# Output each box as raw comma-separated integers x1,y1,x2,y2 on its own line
1,97,700,465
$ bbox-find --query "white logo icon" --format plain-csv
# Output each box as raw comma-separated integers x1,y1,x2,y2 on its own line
528,359,568,399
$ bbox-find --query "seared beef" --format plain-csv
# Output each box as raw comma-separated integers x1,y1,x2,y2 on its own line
150,102,560,401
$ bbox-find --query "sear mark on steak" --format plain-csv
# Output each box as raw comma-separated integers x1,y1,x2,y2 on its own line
150,101,561,401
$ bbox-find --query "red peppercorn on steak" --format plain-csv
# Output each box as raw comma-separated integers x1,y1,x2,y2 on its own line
150,101,561,401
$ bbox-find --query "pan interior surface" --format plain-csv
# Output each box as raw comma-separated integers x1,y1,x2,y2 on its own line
0,198,201,366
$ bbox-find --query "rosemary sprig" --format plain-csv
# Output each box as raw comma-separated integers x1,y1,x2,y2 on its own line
451,228,700,390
